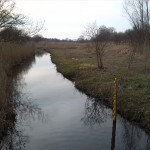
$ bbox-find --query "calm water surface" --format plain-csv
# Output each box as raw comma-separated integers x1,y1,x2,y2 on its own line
2,53,150,150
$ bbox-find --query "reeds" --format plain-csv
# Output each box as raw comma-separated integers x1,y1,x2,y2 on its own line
0,42,35,140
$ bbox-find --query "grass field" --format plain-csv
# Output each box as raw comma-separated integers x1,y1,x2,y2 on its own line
39,41,150,133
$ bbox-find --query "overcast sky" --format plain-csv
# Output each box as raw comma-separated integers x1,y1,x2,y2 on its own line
15,0,131,39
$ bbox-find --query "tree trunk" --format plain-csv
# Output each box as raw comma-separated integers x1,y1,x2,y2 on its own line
98,52,104,69
96,49,100,69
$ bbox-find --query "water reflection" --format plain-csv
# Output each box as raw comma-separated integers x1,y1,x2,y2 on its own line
81,97,150,150
81,98,108,127
1,54,45,150
2,95,45,150
12,56,36,80
35,50,45,58
111,119,117,150
146,138,150,150
120,119,150,150
2,123,29,150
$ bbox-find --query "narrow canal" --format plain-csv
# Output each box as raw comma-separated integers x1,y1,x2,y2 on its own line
2,53,150,150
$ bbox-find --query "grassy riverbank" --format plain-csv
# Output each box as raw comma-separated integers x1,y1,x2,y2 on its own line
39,42,150,133
0,42,35,141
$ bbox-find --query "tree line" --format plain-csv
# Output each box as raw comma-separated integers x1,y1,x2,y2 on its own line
1,0,150,69
82,0,150,69
77,28,133,44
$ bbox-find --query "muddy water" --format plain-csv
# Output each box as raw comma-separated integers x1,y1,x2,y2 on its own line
2,53,150,150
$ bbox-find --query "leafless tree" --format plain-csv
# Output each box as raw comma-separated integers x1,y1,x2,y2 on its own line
124,0,150,55
0,0,25,29
84,22,114,69
23,19,45,37
0,0,44,41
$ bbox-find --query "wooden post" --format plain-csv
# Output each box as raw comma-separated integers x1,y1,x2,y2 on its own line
111,119,117,150
111,78,117,150
113,78,117,121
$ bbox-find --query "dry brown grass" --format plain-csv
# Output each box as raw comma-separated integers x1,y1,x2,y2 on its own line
0,42,35,139
38,41,88,50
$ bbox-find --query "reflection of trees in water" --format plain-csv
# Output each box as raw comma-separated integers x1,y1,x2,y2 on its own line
35,50,45,58
2,82,45,150
12,55,35,80
13,80,45,122
81,98,108,127
81,97,150,150
120,118,150,150
2,124,29,150
4,97,45,150
2,80,45,150
145,137,150,150
1,56,45,150
2,98,45,150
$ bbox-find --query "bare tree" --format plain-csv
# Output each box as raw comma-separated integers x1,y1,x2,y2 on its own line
0,0,44,42
84,22,114,69
23,19,45,37
0,0,25,29
124,0,150,55
77,35,85,43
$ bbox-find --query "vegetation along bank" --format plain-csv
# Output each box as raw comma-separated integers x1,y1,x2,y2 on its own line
0,42,35,141
39,42,150,134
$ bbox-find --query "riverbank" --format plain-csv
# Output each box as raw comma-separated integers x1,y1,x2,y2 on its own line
0,42,35,141
39,42,150,133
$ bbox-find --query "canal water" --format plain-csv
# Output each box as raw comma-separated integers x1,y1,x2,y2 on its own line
2,53,150,150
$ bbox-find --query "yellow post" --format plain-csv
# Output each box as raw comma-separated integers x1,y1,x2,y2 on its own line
113,78,117,121
111,78,117,150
